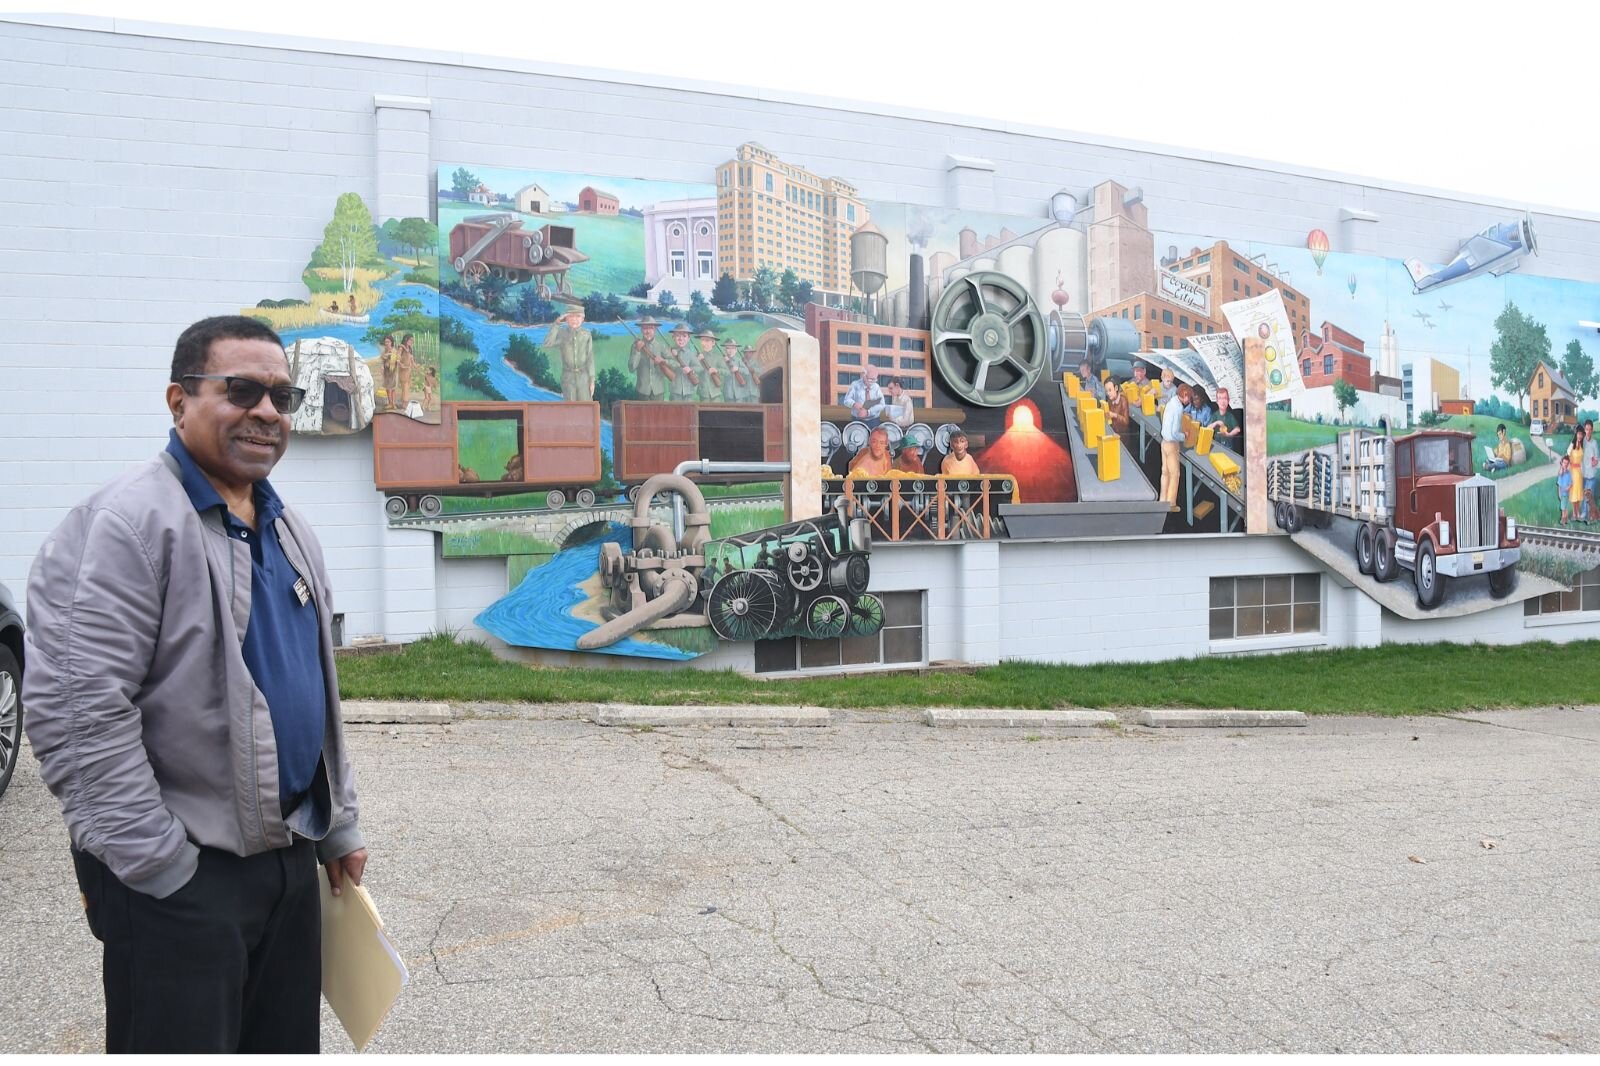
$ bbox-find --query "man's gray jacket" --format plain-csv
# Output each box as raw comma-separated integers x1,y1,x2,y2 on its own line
23,451,364,898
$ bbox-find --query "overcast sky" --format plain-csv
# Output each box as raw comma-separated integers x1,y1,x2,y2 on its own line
18,0,1597,216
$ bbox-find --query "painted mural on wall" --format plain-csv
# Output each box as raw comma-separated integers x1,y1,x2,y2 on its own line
242,192,441,433
1257,215,1600,618
759,162,1262,541
411,163,842,659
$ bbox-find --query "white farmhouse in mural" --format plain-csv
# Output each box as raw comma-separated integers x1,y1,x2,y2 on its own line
643,198,718,305
515,183,552,214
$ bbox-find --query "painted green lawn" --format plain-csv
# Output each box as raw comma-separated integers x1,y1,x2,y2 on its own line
1267,411,1544,482
438,202,646,297
441,341,498,401
1435,414,1541,480
442,527,559,559
456,417,519,482
337,634,1600,715
1265,410,1380,455
1503,477,1575,526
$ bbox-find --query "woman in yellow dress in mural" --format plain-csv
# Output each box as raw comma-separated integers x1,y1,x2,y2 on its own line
1568,433,1586,523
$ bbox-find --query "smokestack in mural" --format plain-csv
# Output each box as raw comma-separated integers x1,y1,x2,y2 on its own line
908,253,927,327
958,226,978,260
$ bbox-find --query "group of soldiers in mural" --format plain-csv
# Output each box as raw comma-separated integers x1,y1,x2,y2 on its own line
541,307,764,404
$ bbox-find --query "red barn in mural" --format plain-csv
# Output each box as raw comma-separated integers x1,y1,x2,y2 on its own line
577,186,620,214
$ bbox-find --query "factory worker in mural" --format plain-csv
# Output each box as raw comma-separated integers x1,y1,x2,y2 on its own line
1158,367,1177,405
894,441,926,474
1209,387,1241,448
1105,376,1131,434
548,306,595,402
941,430,980,476
667,323,702,401
870,377,916,429
1131,362,1150,389
628,315,673,401
842,365,885,420
848,426,895,476
1078,360,1105,402
1160,381,1193,512
694,330,724,402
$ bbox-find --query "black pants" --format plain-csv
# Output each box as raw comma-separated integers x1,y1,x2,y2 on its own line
71,839,321,1054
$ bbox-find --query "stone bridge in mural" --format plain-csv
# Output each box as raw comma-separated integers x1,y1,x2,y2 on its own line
388,493,784,551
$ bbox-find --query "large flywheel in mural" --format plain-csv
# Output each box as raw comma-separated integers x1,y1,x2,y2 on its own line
931,272,1048,407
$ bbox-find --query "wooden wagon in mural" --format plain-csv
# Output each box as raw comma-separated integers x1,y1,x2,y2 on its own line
448,214,590,295
374,400,789,516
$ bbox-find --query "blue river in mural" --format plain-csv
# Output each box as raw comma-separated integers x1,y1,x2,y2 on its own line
276,271,615,455
474,524,698,660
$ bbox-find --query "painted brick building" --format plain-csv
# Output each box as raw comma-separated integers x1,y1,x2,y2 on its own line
1298,322,1373,391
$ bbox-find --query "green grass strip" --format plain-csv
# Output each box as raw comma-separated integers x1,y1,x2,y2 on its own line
337,633,1600,715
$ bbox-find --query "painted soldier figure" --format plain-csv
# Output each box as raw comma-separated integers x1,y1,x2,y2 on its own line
740,345,765,403
694,330,723,402
628,315,673,401
720,338,746,402
667,323,701,402
548,305,595,401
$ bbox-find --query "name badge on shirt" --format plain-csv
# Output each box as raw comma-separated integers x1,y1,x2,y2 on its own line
293,576,312,607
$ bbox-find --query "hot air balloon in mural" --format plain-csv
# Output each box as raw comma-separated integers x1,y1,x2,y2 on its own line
1347,273,1358,299
1307,229,1330,275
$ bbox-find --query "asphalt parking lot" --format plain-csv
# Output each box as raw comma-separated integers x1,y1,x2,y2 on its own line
2,704,1596,1053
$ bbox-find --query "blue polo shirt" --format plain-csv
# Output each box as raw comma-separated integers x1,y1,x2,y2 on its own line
166,431,325,809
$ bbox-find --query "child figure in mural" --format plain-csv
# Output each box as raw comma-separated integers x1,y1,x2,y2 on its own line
628,316,672,401
421,366,437,413
667,324,701,401
694,331,723,402
379,335,398,410
548,306,595,402
1558,456,1574,525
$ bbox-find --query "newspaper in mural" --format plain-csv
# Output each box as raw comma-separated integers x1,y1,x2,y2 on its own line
241,192,441,435
1220,290,1304,402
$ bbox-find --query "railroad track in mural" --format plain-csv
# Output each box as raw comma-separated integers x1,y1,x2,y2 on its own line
387,493,786,530
1518,524,1600,555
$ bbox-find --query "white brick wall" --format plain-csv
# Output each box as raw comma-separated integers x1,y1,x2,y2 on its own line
4,16,1598,669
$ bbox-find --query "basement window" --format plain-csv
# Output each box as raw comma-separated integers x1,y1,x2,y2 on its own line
755,590,925,674
1210,575,1320,639
1524,568,1600,618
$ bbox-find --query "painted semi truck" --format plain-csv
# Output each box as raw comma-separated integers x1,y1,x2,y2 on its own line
1267,428,1520,609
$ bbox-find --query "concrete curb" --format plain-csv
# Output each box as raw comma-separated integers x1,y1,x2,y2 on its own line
590,704,833,728
1136,709,1308,728
343,701,453,724
925,708,1118,729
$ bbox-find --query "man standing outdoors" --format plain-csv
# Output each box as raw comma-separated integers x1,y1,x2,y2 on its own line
23,316,368,1053
549,305,595,402
667,323,702,401
1160,381,1192,511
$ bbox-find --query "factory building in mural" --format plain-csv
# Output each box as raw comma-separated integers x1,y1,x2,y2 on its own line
7,17,1600,675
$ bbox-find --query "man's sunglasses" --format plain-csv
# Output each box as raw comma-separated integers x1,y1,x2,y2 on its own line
182,374,307,414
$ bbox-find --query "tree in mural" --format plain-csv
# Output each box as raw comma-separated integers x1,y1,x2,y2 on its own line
450,167,481,199
1489,302,1551,416
750,267,777,312
778,268,800,313
362,297,434,347
594,367,637,416
1561,339,1596,402
311,193,380,295
503,334,558,391
1333,378,1358,423
685,290,715,333
655,290,678,315
794,279,815,311
476,272,512,313
393,217,439,265
711,271,738,311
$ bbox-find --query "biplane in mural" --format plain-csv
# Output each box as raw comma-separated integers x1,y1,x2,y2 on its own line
1405,213,1538,294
